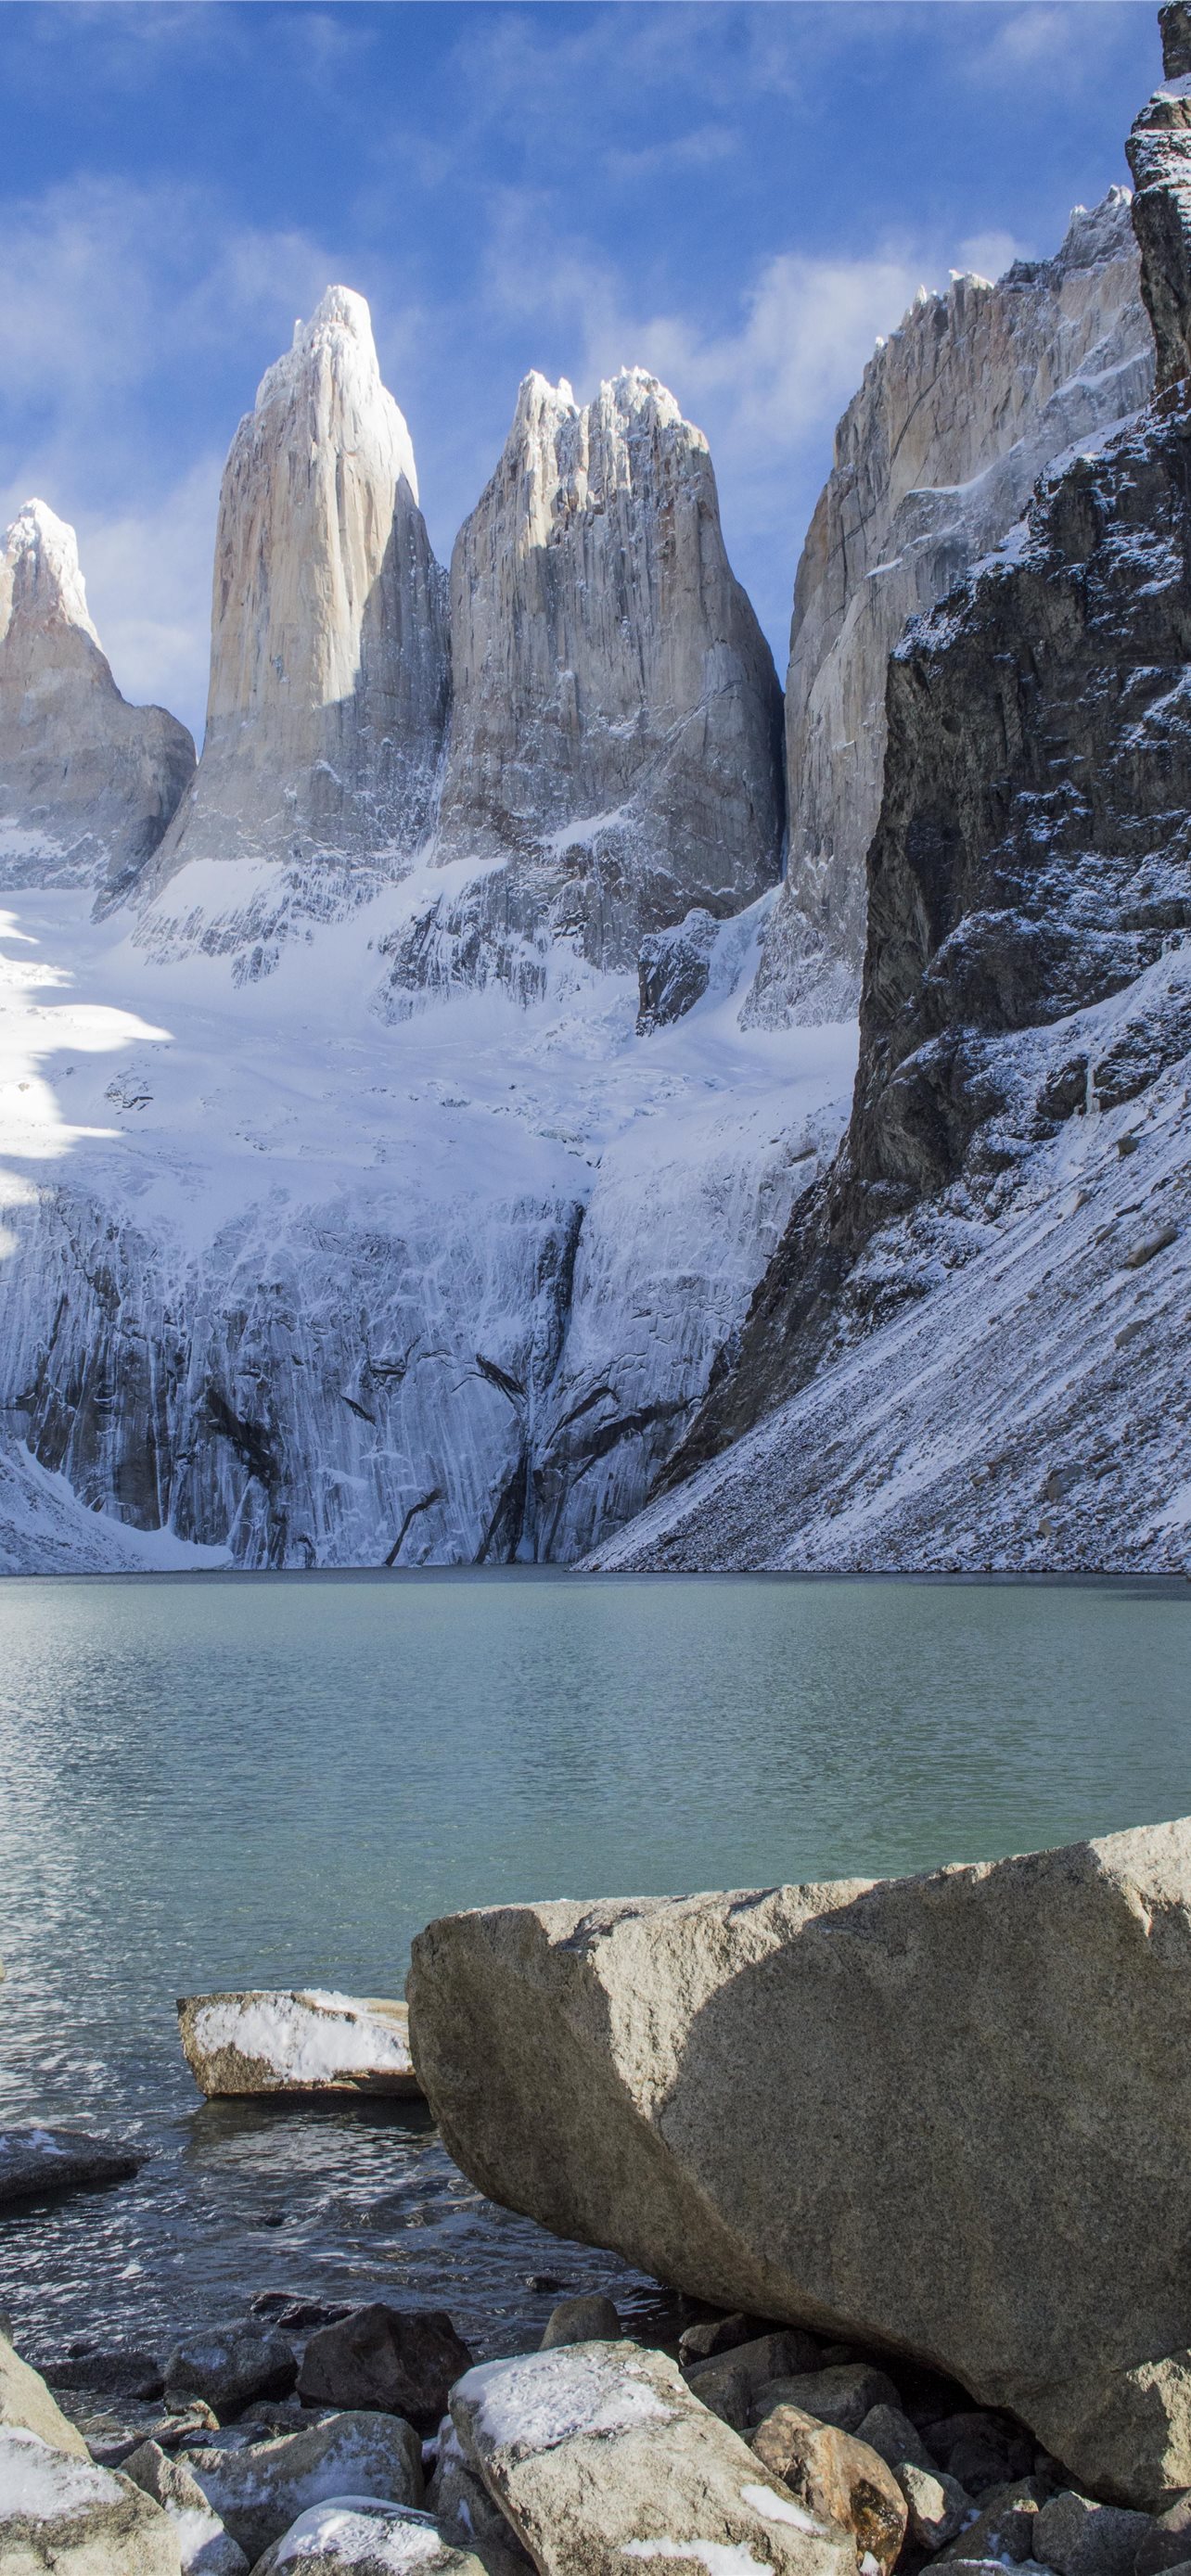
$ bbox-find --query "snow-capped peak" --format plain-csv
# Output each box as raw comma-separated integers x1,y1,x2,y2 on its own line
0,501,100,651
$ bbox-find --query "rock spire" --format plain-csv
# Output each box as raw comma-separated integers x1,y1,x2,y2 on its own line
1126,6,1191,387
0,499,195,899
145,287,449,962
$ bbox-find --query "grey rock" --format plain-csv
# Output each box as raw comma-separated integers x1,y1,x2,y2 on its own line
427,2417,534,2576
163,2330,297,2419
937,2480,1046,2564
0,500,194,903
176,1992,421,2099
0,2125,141,2208
1137,2493,1191,2576
897,2464,976,2551
1128,45,1191,389
0,2424,182,2573
856,2404,938,2476
449,2340,855,2576
540,2297,621,2351
297,2305,472,2430
685,2334,824,2431
0,2330,93,2458
756,2366,902,2437
749,2401,907,2574
122,2441,249,2575
187,2412,422,2565
46,2352,164,2401
678,2315,776,2368
636,911,718,1035
250,2499,486,2576
1033,2493,1155,2576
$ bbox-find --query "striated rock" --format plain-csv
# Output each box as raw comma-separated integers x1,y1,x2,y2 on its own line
0,2125,141,2207
177,1991,420,2098
297,2306,472,2431
0,2425,182,2575
449,2340,854,2576
749,2405,907,2575
387,364,783,1011
409,1817,1191,2506
0,2331,92,2459
142,287,449,976
121,2441,249,2576
163,2328,296,2419
251,2499,488,2576
186,2413,423,2566
744,190,1152,1027
0,500,194,902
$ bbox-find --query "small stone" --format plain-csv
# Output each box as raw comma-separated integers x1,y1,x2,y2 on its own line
678,2315,775,2367
1033,2491,1154,2576
541,2297,621,2351
525,2275,568,2296
898,2462,976,2550
1122,1226,1178,1270
1,2328,92,2458
757,2365,902,2438
750,2401,908,2574
857,2404,938,2475
187,2410,423,2565
1137,2493,1191,2576
122,2438,249,2574
252,2499,487,2576
297,2304,473,2431
0,2424,181,2573
164,2327,297,2419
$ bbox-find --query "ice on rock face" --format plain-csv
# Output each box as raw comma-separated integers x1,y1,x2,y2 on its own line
0,501,196,901
744,186,1154,1028
139,286,450,976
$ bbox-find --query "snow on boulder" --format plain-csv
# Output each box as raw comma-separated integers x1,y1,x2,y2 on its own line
187,2411,424,2566
0,2425,182,2574
122,2440,249,2576
176,1990,422,2098
0,2124,141,2207
448,2340,854,2576
252,2498,488,2576
409,1822,1191,2508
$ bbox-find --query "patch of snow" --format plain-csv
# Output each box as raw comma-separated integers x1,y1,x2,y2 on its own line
458,2349,674,2455
623,2543,769,2576
0,2426,115,2516
738,2488,824,2534
267,2499,445,2570
190,1994,411,2083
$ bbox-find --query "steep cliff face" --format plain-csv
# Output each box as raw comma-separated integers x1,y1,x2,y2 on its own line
0,501,195,901
142,287,449,980
745,191,1153,1027
377,367,784,1014
598,34,1191,1572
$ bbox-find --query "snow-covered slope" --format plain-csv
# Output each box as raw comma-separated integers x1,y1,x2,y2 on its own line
0,501,195,904
744,190,1153,1028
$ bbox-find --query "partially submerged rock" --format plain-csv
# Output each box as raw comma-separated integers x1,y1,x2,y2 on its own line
449,2339,855,2576
297,2306,472,2430
252,2499,487,2576
187,2411,423,2565
0,2425,182,2573
176,1992,421,2098
122,2440,249,2575
408,1819,1191,2506
0,2126,141,2207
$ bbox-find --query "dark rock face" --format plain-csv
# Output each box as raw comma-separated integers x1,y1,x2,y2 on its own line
636,909,718,1033
662,374,1191,1486
297,2302,472,2429
1127,48,1191,389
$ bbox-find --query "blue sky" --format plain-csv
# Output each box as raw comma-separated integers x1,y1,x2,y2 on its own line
0,0,1158,742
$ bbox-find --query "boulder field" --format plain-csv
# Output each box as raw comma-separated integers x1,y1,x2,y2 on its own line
407,1814,1191,2509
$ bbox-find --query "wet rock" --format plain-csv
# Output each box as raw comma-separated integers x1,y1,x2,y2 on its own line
0,2424,182,2573
897,2465,976,2551
1033,2492,1155,2576
164,2328,296,2420
252,2499,486,2576
450,2340,855,2576
540,2298,621,2352
122,2439,249,2575
249,2297,353,2332
297,2306,472,2431
0,2125,141,2206
187,2412,423,2565
856,2404,938,2476
749,2401,907,2574
177,1992,421,2099
1136,2493,1191,2576
1,2328,92,2458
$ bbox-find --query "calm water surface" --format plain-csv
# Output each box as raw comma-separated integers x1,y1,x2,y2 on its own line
1,1568,1188,2365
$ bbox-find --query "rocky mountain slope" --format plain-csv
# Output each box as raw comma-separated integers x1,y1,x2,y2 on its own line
595,13,1191,1575
0,501,194,903
746,189,1153,1027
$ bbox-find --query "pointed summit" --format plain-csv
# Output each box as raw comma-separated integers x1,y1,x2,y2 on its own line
146,284,449,963
0,500,195,899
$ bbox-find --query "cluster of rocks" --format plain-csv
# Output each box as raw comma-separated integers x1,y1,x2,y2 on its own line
8,2283,1191,2576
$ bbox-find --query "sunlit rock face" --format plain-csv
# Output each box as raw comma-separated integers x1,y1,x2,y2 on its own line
377,366,784,1014
0,500,195,901
143,287,449,977
745,190,1154,1029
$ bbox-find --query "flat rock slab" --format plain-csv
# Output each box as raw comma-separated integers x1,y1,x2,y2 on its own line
408,1817,1191,2505
177,1992,422,2098
450,2339,855,2576
0,2126,141,2207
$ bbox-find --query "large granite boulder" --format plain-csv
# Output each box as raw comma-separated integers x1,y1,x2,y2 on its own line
448,2340,854,2576
408,1817,1191,2506
0,2426,182,2574
0,501,193,902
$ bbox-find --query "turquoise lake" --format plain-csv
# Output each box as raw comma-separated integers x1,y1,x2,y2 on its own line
1,1567,1188,2365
